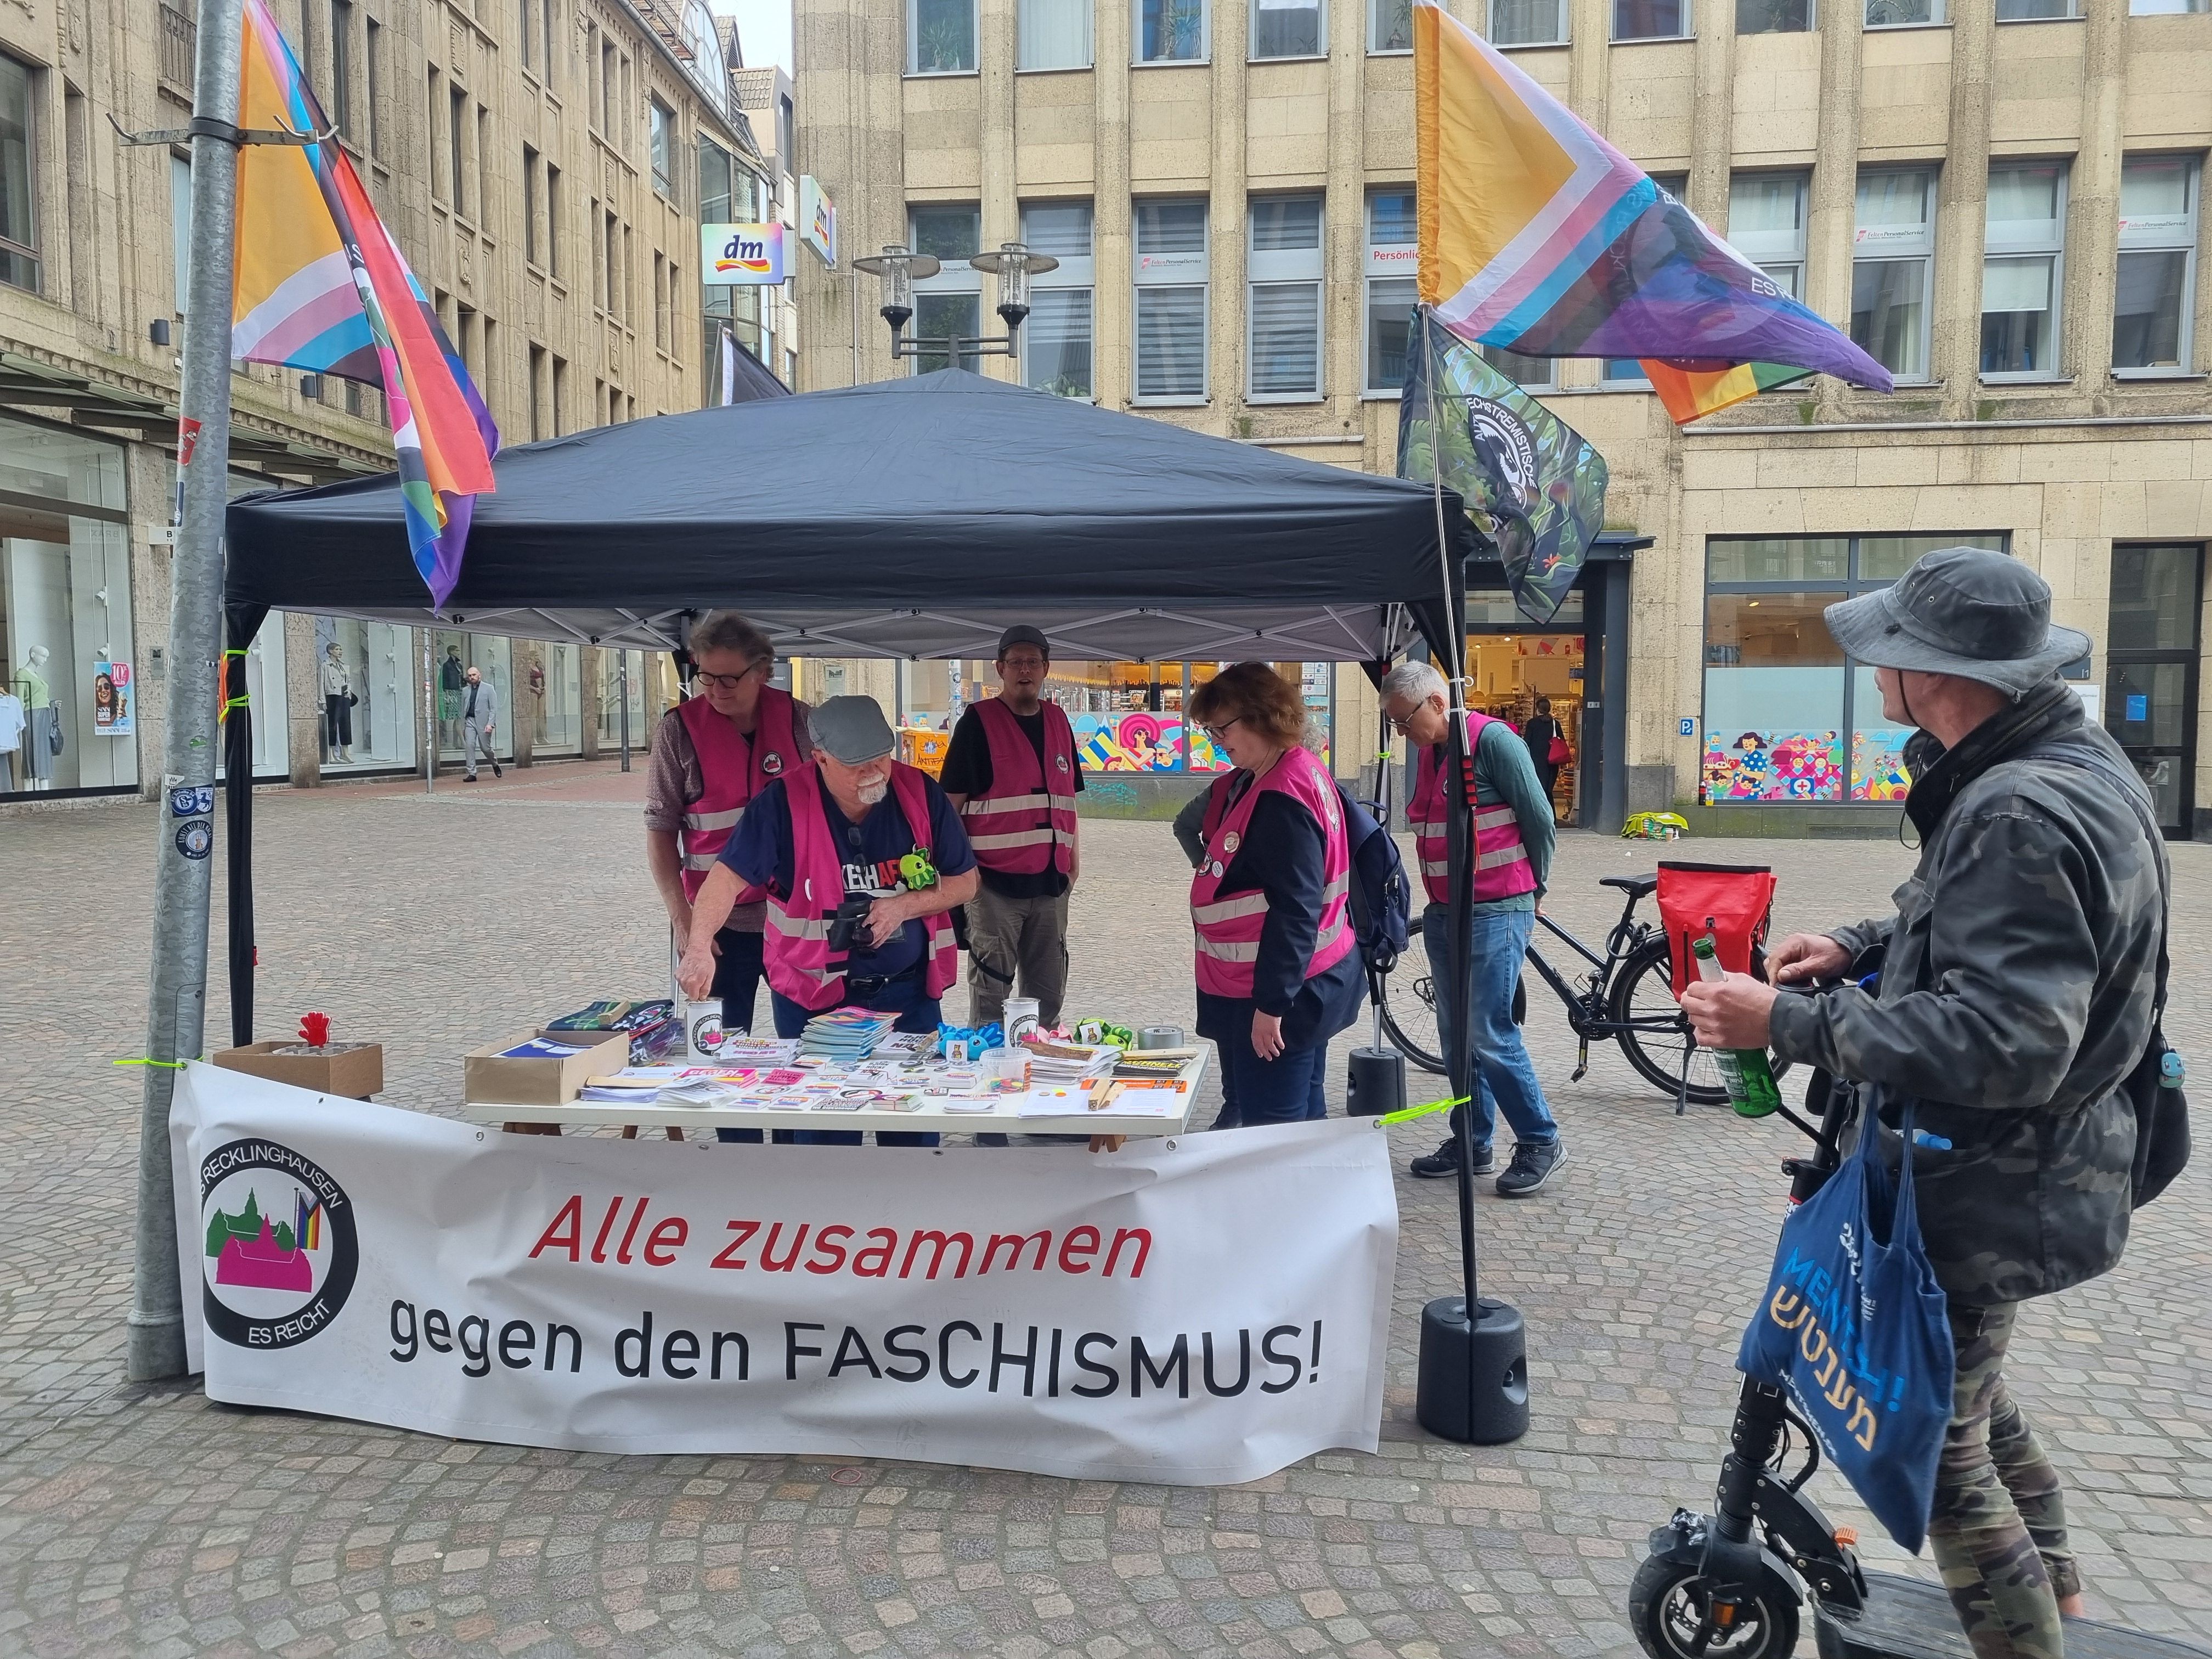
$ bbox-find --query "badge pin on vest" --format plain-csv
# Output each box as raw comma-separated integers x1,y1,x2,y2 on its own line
1220,831,1241,854
762,751,783,774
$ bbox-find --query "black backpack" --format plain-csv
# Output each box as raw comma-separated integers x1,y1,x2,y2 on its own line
1336,784,1412,975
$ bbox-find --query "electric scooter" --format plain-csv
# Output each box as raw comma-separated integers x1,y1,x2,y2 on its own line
1630,1056,2211,1659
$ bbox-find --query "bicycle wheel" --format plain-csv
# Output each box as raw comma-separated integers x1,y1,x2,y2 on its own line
1607,938,1791,1108
1372,963,1448,1076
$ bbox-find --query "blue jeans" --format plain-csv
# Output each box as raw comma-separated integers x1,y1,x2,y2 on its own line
1420,905,1558,1153
1217,1022,1329,1127
769,984,942,1147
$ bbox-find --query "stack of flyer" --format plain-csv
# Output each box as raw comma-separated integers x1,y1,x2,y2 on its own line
799,1009,896,1060
1021,1037,1121,1086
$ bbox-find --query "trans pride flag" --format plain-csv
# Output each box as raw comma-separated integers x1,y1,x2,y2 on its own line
231,0,496,606
1412,0,1890,422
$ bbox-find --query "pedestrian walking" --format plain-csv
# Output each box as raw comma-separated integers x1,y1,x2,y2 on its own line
1521,695,1563,823
1681,545,2164,1659
460,665,502,780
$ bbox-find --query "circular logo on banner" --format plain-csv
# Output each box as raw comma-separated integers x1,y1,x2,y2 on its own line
1464,396,1540,512
198,1138,358,1351
1220,831,1242,854
761,751,785,775
176,819,213,860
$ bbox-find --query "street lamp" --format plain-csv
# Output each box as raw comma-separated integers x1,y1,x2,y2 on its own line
852,241,1059,369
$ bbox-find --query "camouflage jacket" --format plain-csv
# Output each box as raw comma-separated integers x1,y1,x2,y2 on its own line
1767,679,2164,1306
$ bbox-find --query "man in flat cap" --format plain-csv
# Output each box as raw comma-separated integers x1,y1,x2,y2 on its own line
1684,546,2165,1659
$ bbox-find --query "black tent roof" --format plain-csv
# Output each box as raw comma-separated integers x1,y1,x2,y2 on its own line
224,369,1465,663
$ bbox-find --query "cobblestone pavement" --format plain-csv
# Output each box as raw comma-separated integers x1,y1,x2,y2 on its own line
2,761,2207,1659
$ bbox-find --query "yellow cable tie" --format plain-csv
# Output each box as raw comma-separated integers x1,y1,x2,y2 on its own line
1376,1093,1469,1126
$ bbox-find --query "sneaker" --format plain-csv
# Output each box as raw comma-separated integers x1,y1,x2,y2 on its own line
1410,1138,1495,1179
1496,1140,1567,1198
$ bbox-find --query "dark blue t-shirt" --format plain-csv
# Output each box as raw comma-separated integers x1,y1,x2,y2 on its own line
721,769,975,979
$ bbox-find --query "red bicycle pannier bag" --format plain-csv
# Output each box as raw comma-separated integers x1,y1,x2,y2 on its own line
1655,861,1778,999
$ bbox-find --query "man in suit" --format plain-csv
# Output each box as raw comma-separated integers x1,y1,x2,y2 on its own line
461,665,503,781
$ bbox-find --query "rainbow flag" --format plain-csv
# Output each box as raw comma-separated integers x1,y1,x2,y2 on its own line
1412,0,1889,422
294,1190,321,1251
232,0,496,605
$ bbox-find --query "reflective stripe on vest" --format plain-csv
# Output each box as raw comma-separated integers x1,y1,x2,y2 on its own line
763,761,960,1013
677,686,800,904
1407,711,1538,906
1187,748,1354,1000
958,698,1079,875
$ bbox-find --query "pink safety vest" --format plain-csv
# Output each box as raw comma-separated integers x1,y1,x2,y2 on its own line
1407,710,1535,906
764,761,960,1013
1189,747,1353,1000
958,698,1079,876
678,686,800,904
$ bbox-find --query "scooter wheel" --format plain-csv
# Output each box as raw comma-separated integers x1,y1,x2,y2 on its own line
1630,1553,1802,1659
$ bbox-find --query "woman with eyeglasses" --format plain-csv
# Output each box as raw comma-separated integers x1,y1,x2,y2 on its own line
646,611,811,1127
1185,663,1362,1126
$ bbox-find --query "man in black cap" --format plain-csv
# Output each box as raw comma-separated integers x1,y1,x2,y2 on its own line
939,625,1084,1037
1683,546,2165,1659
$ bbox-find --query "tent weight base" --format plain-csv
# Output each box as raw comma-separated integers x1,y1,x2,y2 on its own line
1415,1296,1528,1444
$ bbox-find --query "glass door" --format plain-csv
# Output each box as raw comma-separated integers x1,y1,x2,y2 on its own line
2104,543,2202,837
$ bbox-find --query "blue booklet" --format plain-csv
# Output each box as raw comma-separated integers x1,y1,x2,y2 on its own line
495,1037,595,1061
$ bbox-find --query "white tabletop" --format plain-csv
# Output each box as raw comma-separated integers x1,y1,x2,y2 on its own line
459,1047,1210,1139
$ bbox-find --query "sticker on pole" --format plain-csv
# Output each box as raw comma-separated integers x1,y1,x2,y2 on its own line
170,785,216,817
176,819,213,859
177,417,202,467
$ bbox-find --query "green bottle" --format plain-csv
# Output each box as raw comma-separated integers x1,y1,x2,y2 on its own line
1691,933,1782,1118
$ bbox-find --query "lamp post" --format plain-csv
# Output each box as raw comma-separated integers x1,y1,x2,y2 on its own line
851,242,1058,371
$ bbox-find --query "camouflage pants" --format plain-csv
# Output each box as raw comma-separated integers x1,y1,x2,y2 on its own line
1929,1302,2079,1659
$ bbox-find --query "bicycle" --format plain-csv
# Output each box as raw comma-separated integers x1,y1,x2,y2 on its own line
1373,871,1789,1110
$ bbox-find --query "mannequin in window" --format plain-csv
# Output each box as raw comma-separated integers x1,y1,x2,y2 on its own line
16,645,52,788
18,643,49,708
439,645,465,747
321,641,354,763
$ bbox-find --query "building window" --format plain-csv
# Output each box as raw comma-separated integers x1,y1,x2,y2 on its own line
910,0,978,71
2130,0,2207,11
1482,346,1555,388
649,98,675,199
1981,160,2066,379
1728,172,1808,301
364,19,383,155
541,0,559,84
1137,0,1208,61
1254,0,1323,57
1248,196,1323,399
2114,156,2198,374
1020,0,1093,66
330,0,354,136
1613,0,1690,39
1134,199,1207,400
1490,0,1569,41
1020,201,1094,397
1702,534,2007,804
599,36,616,133
170,154,191,314
546,163,563,278
523,145,540,266
1852,168,1935,382
528,344,546,439
1996,0,2074,15
1865,0,1939,23
448,85,467,216
698,138,733,221
1370,0,1411,48
1364,189,1417,392
653,252,668,349
909,204,980,373
1737,0,1810,31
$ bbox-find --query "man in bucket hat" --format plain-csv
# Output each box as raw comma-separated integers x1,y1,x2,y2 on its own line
1683,546,2164,1659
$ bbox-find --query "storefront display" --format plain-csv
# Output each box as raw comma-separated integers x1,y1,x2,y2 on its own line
437,629,516,762
595,646,648,751
317,618,417,772
1464,616,1584,823
218,613,291,780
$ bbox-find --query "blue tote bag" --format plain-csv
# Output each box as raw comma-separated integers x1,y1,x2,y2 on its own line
1736,1088,1955,1551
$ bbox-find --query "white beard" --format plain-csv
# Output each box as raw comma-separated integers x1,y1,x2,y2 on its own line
857,778,890,805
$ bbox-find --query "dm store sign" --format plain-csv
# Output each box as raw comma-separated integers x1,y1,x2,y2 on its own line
703,222,786,286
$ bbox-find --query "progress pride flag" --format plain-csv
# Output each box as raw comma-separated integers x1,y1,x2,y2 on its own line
171,1065,1397,1482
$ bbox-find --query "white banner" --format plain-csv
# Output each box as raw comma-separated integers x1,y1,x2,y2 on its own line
170,1065,1397,1484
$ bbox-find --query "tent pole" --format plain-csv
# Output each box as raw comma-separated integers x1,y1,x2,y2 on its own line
127,0,247,1383
618,651,632,772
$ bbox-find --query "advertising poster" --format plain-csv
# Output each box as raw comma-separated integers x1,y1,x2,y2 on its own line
1074,711,1184,772
1702,730,1843,802
92,658,133,736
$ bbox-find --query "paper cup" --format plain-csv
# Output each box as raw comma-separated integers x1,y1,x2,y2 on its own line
686,1000,730,1062
1003,997,1041,1046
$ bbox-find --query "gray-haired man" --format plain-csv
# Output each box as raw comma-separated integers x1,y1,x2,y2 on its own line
1684,545,2162,1659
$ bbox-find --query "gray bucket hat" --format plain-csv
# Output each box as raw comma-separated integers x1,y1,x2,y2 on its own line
1823,545,2091,697
809,695,896,765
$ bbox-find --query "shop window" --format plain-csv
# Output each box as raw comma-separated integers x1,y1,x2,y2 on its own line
1364,190,1417,393
1134,199,1208,402
1852,168,1935,382
1481,345,1555,389
1982,161,2066,380
1701,533,2006,805
1249,196,1323,399
1137,0,1208,61
1728,172,1808,302
1491,0,1569,43
2106,544,2203,833
1019,0,1093,67
315,618,416,772
1021,201,1094,398
595,647,647,751
2114,156,2198,375
1865,0,1939,22
910,0,977,71
1253,0,1323,58
1370,0,1412,49
1737,0,1810,29
436,631,518,762
1613,0,1690,40
909,204,981,374
0,53,39,293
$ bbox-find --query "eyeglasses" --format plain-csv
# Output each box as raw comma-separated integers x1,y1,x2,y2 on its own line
1198,715,1243,743
1384,709,1417,733
1000,655,1047,673
695,663,761,691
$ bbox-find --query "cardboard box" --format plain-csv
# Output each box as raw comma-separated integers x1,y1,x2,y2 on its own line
464,1032,629,1106
213,1041,385,1099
